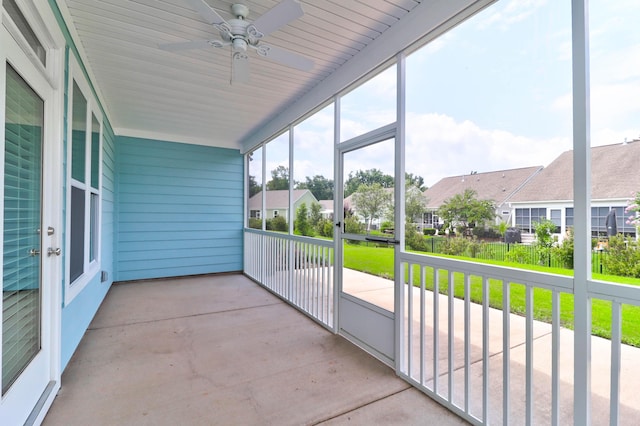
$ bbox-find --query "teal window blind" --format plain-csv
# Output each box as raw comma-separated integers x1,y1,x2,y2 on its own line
3,64,43,394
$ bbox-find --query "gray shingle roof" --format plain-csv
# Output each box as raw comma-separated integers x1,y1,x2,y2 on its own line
509,141,640,202
248,190,313,210
423,166,543,209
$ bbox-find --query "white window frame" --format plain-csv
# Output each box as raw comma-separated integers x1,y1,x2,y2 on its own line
65,55,102,305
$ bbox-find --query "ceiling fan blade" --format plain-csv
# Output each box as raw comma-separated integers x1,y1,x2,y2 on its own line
232,52,250,84
259,45,314,71
159,40,218,51
184,0,227,25
252,0,303,37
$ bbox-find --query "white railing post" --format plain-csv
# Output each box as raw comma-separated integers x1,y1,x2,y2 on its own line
571,0,592,423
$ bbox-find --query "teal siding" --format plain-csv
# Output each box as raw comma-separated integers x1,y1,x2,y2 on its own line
115,137,243,281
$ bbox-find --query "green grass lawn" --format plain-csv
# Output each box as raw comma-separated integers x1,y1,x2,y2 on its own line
344,243,640,347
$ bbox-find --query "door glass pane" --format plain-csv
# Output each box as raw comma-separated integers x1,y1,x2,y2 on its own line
342,138,395,310
3,64,43,394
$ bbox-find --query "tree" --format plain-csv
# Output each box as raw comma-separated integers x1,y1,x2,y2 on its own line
344,169,393,197
437,189,495,234
405,185,427,224
294,203,313,236
266,165,289,190
352,183,392,232
405,172,427,191
626,191,640,229
309,201,323,226
296,175,334,200
248,175,261,197
384,184,427,224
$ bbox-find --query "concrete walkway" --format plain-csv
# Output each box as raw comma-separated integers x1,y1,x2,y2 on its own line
43,274,468,426
342,267,640,425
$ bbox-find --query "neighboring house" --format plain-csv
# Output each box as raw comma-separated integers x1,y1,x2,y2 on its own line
248,190,319,220
422,166,543,229
318,200,334,219
509,140,640,238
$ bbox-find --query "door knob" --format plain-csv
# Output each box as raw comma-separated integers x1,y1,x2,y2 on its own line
47,247,61,257
29,248,40,256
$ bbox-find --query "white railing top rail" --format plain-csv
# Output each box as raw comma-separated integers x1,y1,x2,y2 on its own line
399,251,574,294
244,228,334,248
588,279,640,306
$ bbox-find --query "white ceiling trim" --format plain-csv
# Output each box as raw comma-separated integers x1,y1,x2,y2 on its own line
114,127,240,150
241,0,497,153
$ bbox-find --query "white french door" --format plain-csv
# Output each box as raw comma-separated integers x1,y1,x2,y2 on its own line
0,21,61,425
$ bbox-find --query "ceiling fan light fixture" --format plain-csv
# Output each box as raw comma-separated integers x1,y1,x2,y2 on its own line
232,37,248,52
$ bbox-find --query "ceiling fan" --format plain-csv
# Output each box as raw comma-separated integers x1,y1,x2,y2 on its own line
159,0,314,83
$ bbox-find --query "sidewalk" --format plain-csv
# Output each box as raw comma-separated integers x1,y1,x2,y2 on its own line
342,267,640,425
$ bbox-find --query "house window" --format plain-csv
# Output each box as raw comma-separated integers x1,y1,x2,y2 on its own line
515,208,547,233
591,206,610,236
66,59,102,303
515,208,530,232
591,206,636,237
565,207,574,228
273,210,279,217
550,209,561,233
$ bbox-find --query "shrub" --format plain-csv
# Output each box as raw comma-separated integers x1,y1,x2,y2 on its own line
345,215,365,234
553,227,574,268
467,237,482,258
266,216,287,232
317,218,334,238
423,228,436,236
440,237,470,256
603,235,640,278
533,219,557,266
505,244,533,264
472,227,501,240
380,221,394,233
248,218,262,229
406,224,427,251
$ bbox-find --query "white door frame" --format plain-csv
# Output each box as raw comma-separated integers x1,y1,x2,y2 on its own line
1,1,65,424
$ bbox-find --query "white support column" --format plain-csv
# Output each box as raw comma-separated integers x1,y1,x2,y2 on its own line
288,126,295,300
333,95,341,333
395,51,406,375
571,0,592,424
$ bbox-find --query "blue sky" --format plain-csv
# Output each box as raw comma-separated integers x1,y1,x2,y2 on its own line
260,0,640,189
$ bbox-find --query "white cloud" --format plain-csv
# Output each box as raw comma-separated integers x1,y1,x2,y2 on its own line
405,112,570,187
477,0,548,31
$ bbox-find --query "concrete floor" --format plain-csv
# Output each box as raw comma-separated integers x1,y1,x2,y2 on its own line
43,274,469,426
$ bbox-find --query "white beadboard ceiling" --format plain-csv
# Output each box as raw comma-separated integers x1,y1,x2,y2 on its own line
57,0,483,150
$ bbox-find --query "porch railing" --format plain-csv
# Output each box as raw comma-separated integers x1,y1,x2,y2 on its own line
398,251,640,425
244,229,334,330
